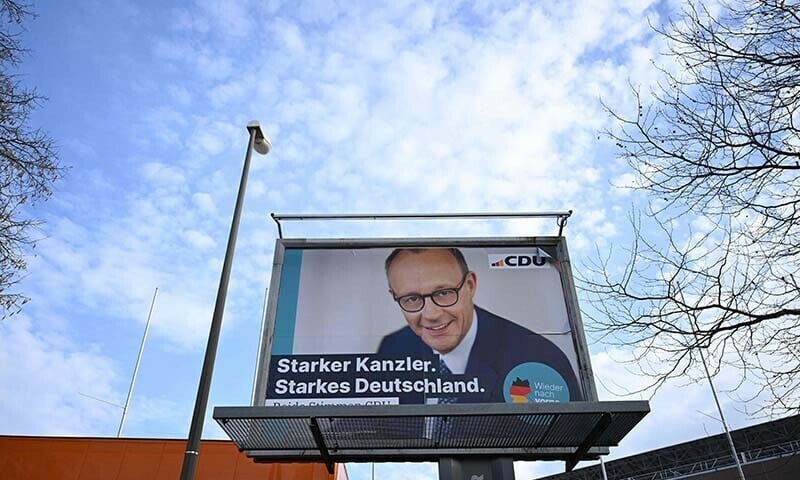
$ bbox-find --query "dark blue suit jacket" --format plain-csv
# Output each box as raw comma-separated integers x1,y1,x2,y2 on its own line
377,306,582,403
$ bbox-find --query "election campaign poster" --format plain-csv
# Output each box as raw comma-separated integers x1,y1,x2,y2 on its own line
255,239,595,407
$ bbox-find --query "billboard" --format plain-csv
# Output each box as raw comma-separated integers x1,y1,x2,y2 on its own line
253,238,596,407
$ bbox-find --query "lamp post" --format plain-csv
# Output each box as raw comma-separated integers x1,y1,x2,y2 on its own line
180,121,271,480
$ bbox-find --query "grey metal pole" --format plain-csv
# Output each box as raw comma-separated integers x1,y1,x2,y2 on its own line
599,456,608,480
179,122,269,480
676,282,746,480
117,287,159,437
696,341,747,480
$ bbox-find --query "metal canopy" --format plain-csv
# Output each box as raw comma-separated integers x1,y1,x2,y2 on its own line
214,401,649,473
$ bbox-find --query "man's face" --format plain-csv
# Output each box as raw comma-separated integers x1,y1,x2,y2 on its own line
387,249,477,354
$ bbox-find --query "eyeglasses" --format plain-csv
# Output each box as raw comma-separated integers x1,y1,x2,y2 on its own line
392,273,469,313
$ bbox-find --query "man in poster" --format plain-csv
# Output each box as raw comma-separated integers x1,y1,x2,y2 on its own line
378,247,582,403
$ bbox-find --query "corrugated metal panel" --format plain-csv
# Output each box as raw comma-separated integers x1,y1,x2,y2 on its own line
215,401,649,463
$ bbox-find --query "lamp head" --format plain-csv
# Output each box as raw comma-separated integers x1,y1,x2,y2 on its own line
246,120,271,155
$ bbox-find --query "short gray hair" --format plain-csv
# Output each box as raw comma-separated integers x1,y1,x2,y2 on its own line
384,248,469,276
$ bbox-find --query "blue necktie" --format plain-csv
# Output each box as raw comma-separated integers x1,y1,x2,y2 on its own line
437,358,457,404
429,358,456,441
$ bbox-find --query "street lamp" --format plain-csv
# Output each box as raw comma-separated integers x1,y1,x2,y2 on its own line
180,121,271,480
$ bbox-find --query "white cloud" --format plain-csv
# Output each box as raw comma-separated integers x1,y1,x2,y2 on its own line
611,172,639,193
0,317,120,435
167,85,193,106
208,76,255,108
142,162,186,187
273,19,306,56
192,192,217,214
197,0,256,39
183,229,216,250
691,215,718,233
121,395,186,436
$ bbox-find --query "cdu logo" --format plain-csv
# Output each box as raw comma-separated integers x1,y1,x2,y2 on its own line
488,250,549,269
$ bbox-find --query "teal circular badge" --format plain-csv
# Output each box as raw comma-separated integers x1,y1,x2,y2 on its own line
503,362,570,403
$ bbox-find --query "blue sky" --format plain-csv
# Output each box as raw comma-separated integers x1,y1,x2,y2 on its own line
0,1,774,479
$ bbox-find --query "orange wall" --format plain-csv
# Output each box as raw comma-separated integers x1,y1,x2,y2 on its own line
0,436,344,480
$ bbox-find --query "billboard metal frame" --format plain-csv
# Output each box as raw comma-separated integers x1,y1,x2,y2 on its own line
270,211,573,238
252,235,598,407
229,222,650,476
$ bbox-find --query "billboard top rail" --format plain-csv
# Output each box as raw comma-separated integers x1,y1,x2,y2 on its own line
270,210,573,239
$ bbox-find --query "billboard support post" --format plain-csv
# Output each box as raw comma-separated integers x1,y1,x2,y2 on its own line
308,417,334,474
179,121,271,480
566,412,612,471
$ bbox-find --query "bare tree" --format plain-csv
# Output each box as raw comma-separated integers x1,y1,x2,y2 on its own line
1,0,64,319
582,1,800,414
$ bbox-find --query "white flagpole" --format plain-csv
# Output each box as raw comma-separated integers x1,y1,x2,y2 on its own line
117,287,159,437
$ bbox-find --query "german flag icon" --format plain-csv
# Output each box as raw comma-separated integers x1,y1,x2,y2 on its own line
491,259,505,267
509,377,531,403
